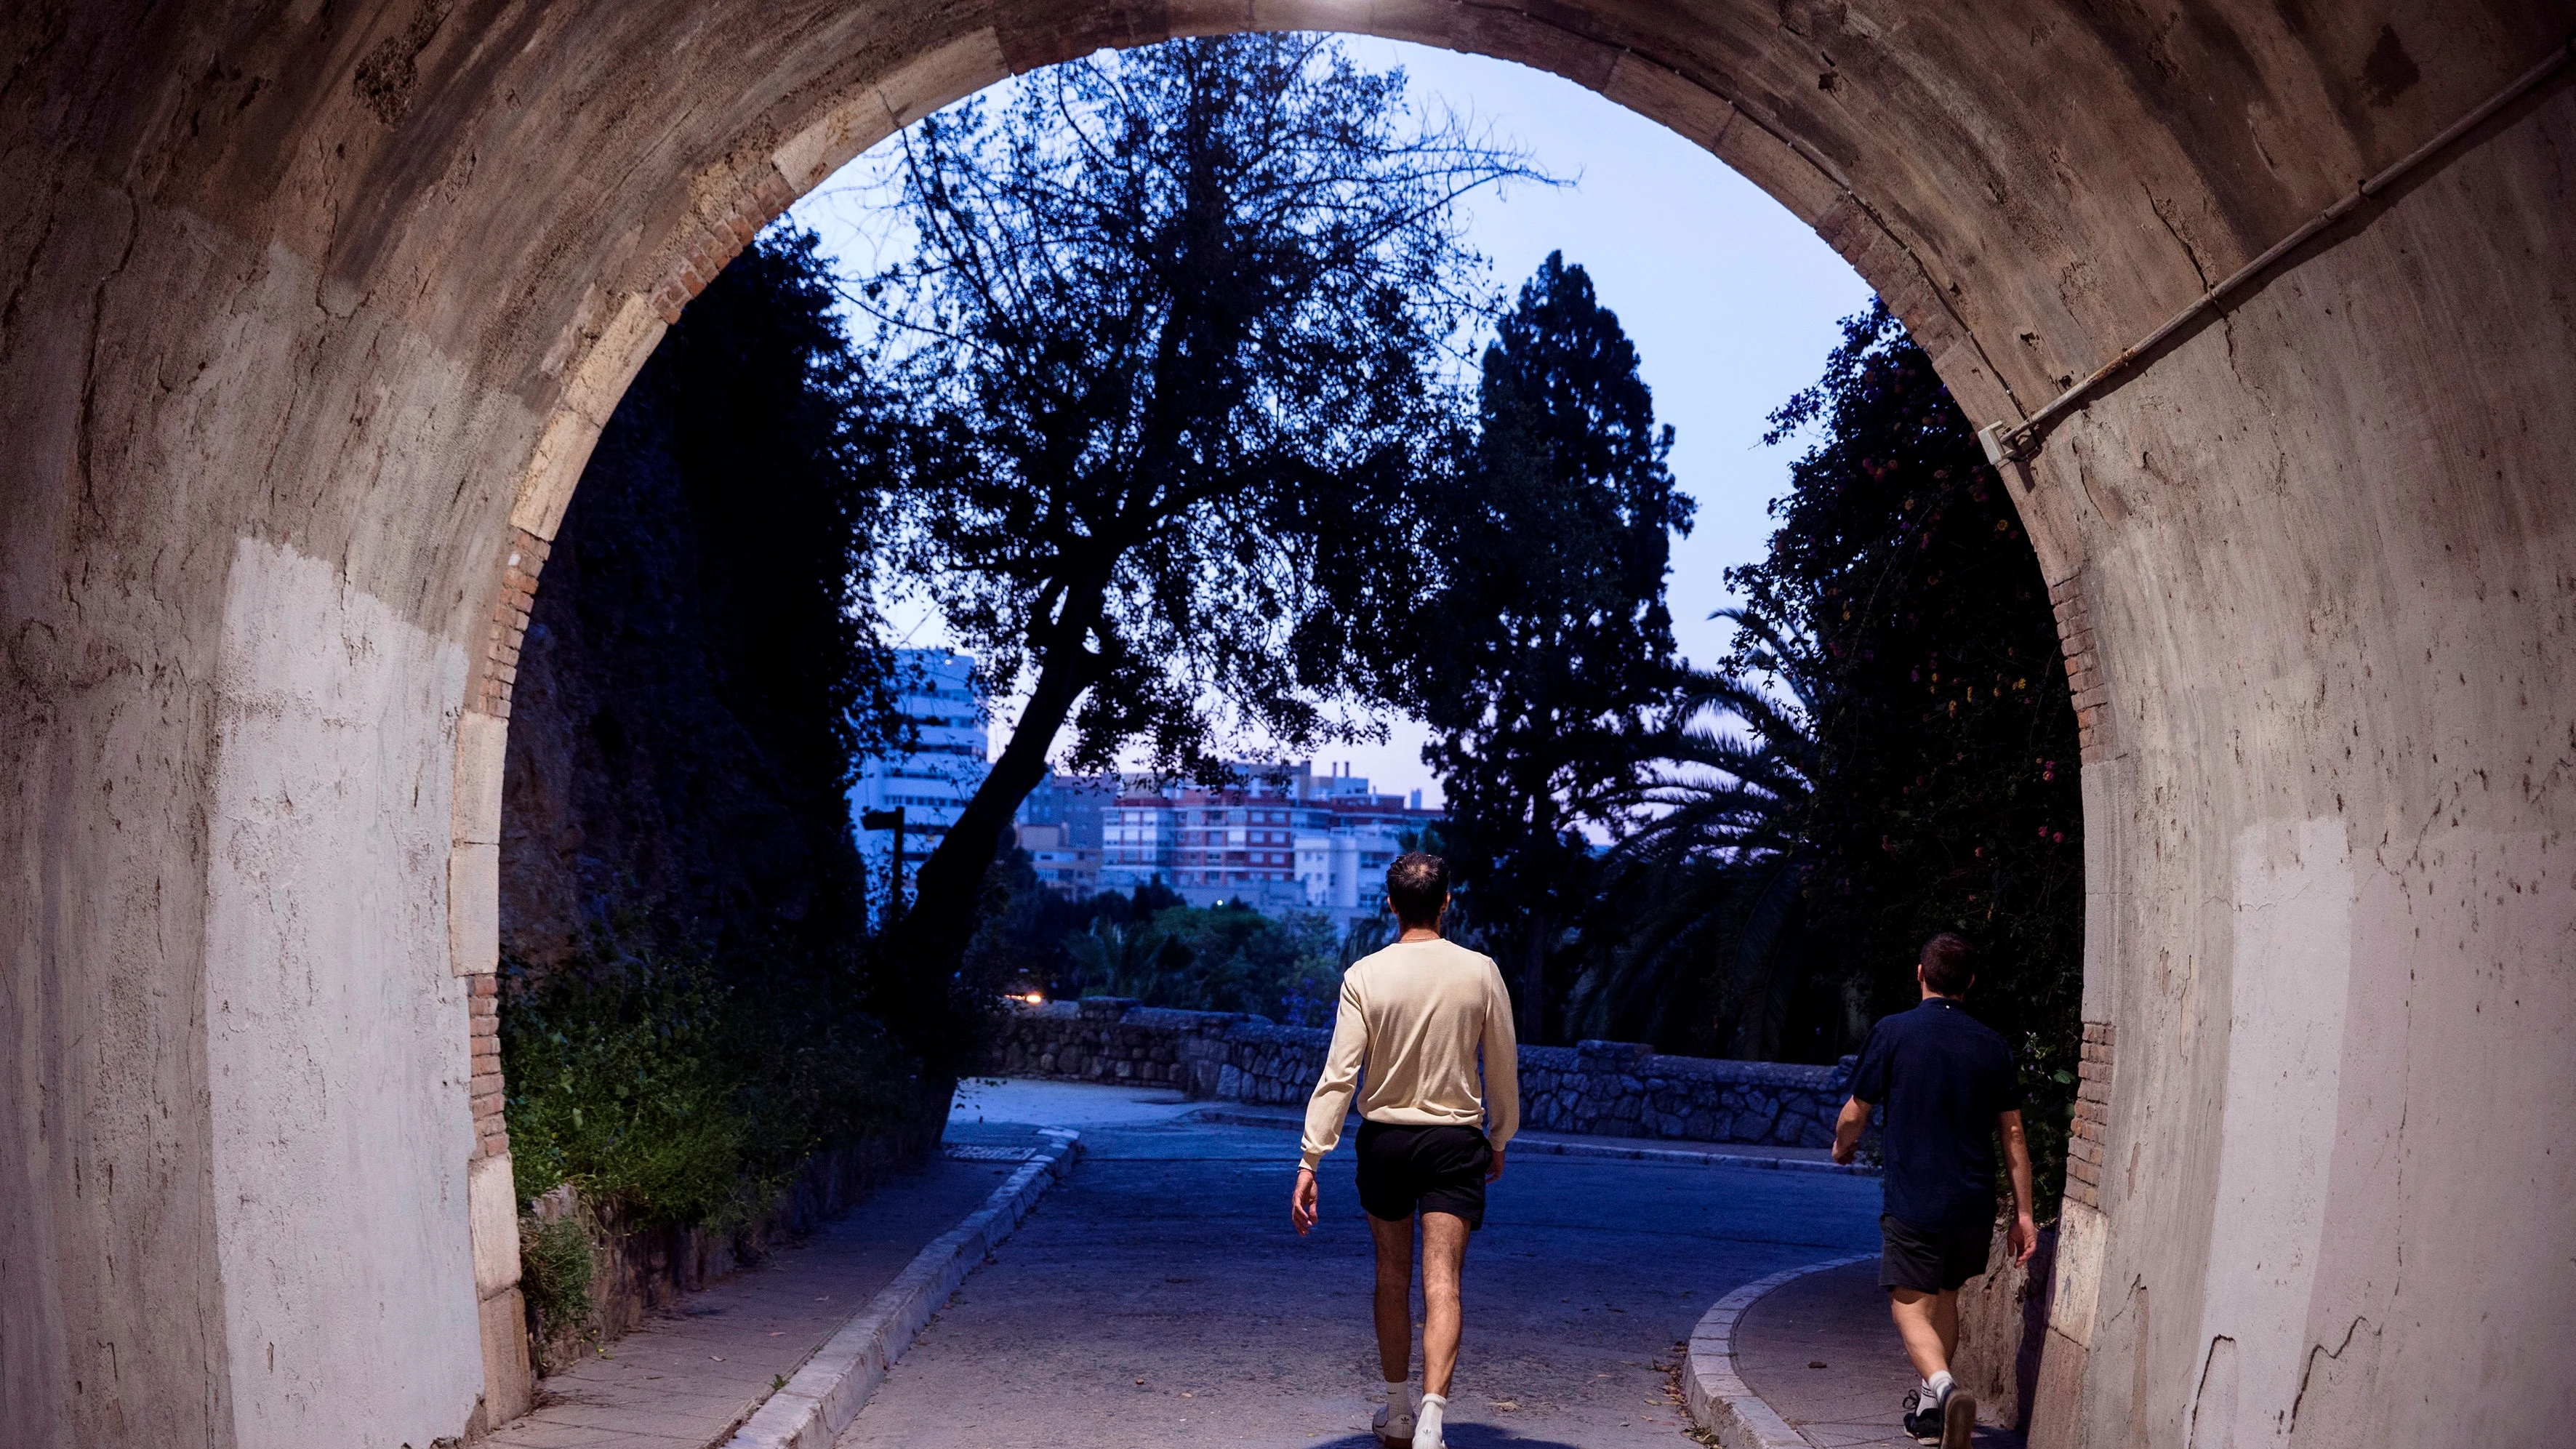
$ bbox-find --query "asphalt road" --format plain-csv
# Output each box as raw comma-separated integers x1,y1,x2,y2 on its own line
837,1085,1882,1448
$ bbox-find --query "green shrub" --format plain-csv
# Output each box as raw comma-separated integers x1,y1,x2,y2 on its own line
518,1216,595,1337
500,946,912,1229
1061,902,1341,1026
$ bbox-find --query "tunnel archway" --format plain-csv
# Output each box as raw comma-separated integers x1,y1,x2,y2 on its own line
4,4,2569,1445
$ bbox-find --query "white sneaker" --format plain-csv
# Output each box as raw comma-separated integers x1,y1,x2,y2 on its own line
1373,1394,1416,1445
1414,1392,1448,1449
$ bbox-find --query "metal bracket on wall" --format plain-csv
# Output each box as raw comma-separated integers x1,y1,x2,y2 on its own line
1977,421,2015,470
1982,33,2575,467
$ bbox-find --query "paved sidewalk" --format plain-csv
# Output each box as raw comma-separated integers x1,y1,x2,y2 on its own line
948,1075,1206,1130
489,1077,1957,1449
489,1135,1043,1449
1732,1260,2023,1448
830,1101,1884,1448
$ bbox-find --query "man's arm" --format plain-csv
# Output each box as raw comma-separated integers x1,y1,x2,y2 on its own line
1480,962,1519,1181
1999,1109,2038,1263
1831,1096,1871,1165
1835,1022,1889,1168
1292,976,1367,1235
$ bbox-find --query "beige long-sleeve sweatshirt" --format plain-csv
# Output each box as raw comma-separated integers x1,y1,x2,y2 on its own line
1299,936,1520,1172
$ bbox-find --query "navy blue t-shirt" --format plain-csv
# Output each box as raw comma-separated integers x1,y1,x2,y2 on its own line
1849,997,2021,1231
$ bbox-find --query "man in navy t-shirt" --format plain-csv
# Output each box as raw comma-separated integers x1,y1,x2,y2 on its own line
1832,933,2037,1449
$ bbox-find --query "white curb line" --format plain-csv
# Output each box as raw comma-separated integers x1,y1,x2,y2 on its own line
1683,1253,1878,1449
722,1130,1083,1449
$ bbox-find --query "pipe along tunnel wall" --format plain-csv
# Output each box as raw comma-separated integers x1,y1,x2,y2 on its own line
1,4,2569,1446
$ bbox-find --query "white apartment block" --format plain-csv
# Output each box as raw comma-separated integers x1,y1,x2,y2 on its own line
1101,796,1181,892
847,649,989,918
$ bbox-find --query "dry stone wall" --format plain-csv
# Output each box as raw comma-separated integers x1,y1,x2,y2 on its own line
992,999,1853,1149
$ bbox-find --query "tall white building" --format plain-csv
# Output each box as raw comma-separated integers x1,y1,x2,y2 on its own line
1289,764,1421,926
847,649,988,919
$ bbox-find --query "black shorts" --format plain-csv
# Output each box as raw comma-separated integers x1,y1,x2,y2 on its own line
1355,1120,1492,1229
1879,1213,1993,1293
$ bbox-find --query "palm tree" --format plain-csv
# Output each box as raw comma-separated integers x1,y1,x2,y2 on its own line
1062,918,1175,1001
1567,610,1824,1057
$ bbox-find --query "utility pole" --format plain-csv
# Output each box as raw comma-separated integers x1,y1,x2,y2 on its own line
860,804,907,919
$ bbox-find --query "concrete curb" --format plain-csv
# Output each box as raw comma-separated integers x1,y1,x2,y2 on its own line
1186,1107,1877,1177
1682,1252,1879,1449
720,1130,1083,1449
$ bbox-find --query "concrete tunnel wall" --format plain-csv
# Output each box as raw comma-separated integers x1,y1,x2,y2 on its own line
0,2,2567,1445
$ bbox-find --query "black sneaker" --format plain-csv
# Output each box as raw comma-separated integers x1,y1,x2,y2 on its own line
1901,1389,1942,1444
1941,1388,1978,1448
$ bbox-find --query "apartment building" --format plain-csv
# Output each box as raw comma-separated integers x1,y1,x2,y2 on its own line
1099,760,1440,925
1101,793,1182,895
846,649,988,917
1011,769,1118,898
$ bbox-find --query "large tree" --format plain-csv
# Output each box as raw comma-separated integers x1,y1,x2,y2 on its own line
1726,300,2085,1200
848,36,1535,1064
1416,252,1691,1042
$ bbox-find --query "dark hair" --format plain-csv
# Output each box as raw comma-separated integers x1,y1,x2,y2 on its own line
1919,933,1980,995
1386,852,1450,928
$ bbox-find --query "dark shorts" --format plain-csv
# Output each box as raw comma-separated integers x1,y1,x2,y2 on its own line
1355,1120,1492,1229
1879,1213,1993,1293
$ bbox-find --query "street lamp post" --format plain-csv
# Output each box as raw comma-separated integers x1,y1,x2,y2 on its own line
860,803,907,919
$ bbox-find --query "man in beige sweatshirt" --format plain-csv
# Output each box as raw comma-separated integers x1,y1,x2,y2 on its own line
1291,852,1518,1449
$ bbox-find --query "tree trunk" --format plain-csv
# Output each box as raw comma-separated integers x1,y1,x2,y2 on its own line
887,574,1107,1069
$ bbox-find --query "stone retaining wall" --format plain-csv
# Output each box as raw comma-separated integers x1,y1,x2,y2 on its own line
992,998,1853,1149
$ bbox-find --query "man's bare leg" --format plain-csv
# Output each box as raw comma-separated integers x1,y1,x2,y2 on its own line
1367,1213,1416,1383
1419,1212,1469,1395
1892,1288,1975,1445
1888,1288,1951,1380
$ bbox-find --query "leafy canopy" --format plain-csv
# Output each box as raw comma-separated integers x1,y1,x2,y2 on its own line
1568,614,1823,1057
854,35,1538,780
1725,300,2084,1206
1414,252,1691,1039
1727,302,2081,1046
1065,903,1341,1027
844,35,1544,1039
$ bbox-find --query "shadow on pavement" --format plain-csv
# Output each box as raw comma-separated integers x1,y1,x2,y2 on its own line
1302,1433,1591,1449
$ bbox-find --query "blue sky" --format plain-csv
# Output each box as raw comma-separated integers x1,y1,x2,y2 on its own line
785,37,1871,806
